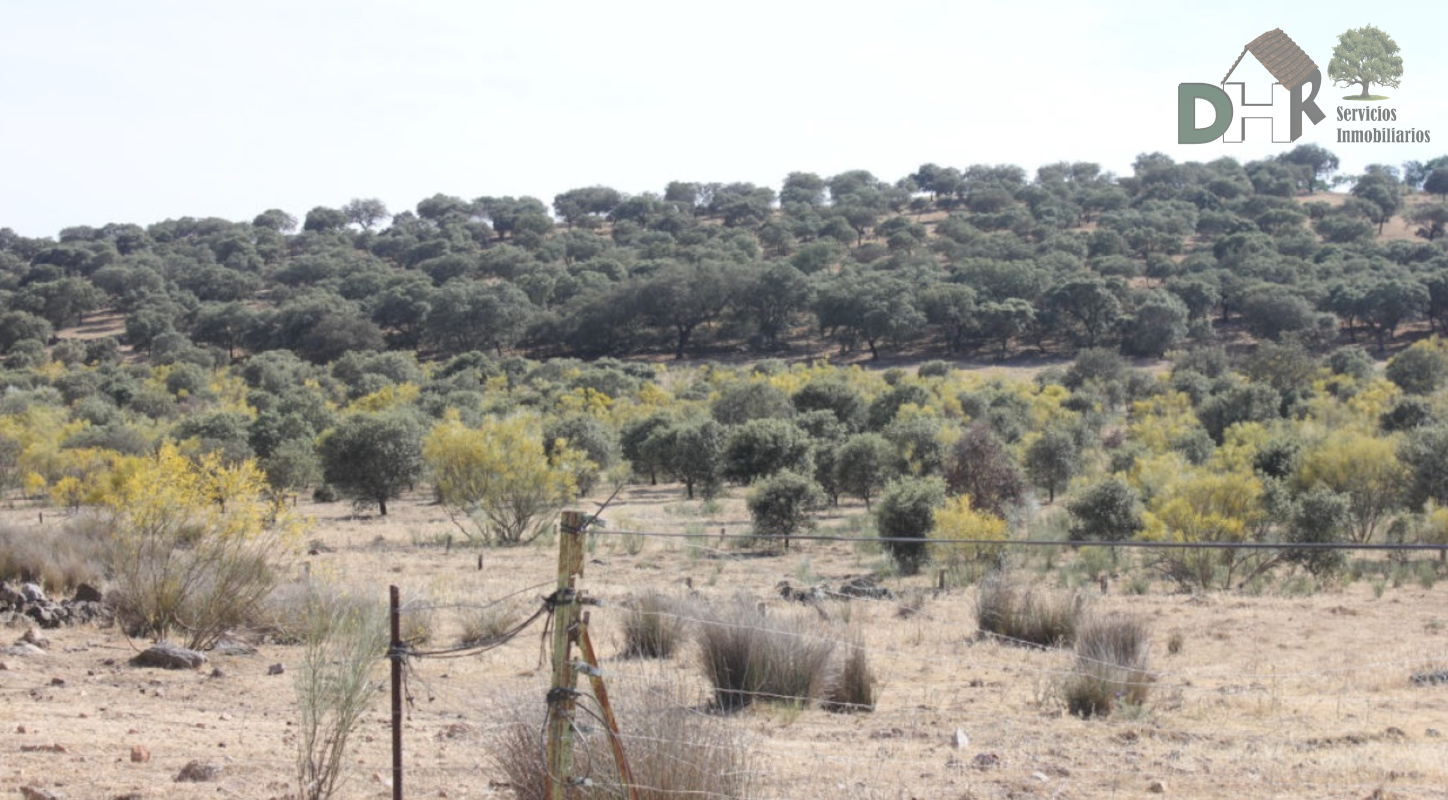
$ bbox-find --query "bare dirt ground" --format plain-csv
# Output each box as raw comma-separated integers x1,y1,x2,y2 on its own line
3,487,1447,800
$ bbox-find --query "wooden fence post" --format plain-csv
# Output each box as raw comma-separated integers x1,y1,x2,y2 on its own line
544,511,587,800
389,585,403,800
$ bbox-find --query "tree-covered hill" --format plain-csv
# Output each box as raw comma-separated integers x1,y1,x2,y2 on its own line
4,146,1447,369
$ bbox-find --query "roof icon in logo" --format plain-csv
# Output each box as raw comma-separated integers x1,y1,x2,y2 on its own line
1221,29,1318,91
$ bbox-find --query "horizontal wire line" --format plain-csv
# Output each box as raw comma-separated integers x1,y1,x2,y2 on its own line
594,527,1448,551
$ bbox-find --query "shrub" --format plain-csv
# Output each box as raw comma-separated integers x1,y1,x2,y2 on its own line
294,584,388,800
620,592,687,659
874,476,946,575
108,443,304,651
696,600,838,711
974,573,1085,647
1062,615,1152,718
491,678,754,800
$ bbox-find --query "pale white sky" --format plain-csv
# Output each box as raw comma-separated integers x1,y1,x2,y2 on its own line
2,1,1444,238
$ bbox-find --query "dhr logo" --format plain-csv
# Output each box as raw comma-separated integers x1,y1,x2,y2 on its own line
1178,28,1326,144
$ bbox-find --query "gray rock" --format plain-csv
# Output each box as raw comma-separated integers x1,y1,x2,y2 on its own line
267,662,285,676
19,786,63,800
71,583,103,604
133,642,208,670
21,583,45,603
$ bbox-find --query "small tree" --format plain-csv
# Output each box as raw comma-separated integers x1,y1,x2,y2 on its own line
746,471,824,549
318,411,424,516
1067,477,1145,542
424,413,586,546
833,433,897,508
874,476,945,575
1024,426,1080,504
721,418,812,485
944,423,1026,517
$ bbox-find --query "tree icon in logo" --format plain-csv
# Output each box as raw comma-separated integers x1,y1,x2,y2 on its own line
1328,24,1402,101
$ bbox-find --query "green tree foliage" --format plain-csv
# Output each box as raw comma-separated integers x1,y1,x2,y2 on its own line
746,470,824,547
651,418,725,500
711,381,794,425
1067,477,1144,542
1328,25,1403,99
318,412,425,515
1350,172,1402,234
791,381,866,432
341,198,390,230
874,476,945,575
1385,340,1448,394
1399,425,1448,509
943,423,1026,517
722,418,812,485
1024,426,1080,503
833,433,897,508
1282,487,1350,576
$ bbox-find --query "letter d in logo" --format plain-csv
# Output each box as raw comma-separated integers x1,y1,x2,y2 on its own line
1178,83,1232,144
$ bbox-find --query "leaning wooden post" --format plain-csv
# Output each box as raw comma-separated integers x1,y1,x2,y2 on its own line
544,511,588,800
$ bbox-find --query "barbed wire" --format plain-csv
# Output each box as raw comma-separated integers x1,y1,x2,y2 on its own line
594,527,1448,552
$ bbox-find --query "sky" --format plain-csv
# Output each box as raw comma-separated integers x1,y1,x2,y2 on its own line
2,0,1446,238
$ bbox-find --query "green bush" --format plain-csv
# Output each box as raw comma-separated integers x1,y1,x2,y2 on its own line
874,476,945,575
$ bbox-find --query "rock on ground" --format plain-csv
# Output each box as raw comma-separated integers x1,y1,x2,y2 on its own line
132,642,208,670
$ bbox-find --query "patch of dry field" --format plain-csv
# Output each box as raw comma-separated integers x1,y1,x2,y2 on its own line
3,488,1447,800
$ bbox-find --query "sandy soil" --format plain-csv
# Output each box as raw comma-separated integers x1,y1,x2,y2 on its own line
3,488,1447,800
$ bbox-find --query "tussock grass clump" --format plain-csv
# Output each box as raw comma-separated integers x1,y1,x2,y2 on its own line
697,600,838,711
1063,615,1152,719
620,591,687,659
492,679,754,800
0,518,107,593
823,635,879,713
458,598,523,646
974,572,1085,648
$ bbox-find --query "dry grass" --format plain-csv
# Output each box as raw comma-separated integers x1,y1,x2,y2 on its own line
491,679,754,800
696,599,838,711
973,571,1086,647
0,516,108,592
619,591,688,659
1062,614,1153,718
5,490,1448,799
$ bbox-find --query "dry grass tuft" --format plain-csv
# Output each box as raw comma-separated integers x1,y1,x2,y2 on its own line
1063,614,1152,718
0,517,108,593
697,599,838,711
458,597,524,646
823,634,879,713
974,572,1085,648
620,591,688,659
491,678,754,800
